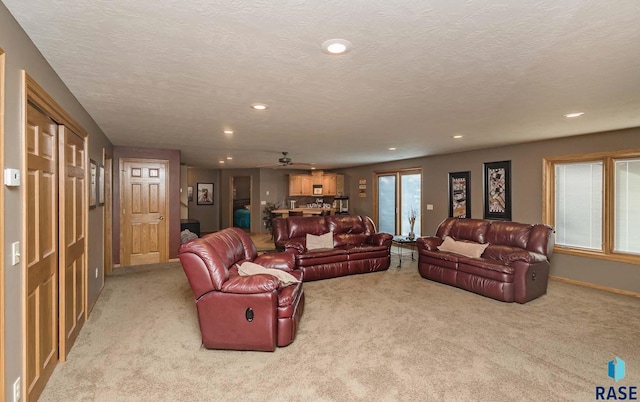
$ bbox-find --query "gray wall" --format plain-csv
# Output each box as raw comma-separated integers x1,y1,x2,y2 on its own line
1,3,113,399
337,127,640,294
233,176,251,200
187,167,221,233
184,167,299,234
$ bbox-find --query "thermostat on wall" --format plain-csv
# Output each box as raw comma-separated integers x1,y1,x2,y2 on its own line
4,168,20,186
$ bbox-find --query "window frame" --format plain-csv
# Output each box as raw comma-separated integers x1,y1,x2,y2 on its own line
543,148,640,265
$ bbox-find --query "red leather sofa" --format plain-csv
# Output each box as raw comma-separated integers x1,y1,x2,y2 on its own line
272,215,393,281
178,227,304,351
417,217,554,303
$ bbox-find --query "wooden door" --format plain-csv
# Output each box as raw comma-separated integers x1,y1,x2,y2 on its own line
120,159,169,266
104,156,113,274
25,103,58,401
58,126,86,361
0,48,5,400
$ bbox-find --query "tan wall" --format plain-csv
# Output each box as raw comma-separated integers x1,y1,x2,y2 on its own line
1,3,114,399
338,128,640,294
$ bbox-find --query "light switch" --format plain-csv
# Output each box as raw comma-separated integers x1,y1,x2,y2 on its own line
12,241,20,265
266,190,270,196
426,204,434,210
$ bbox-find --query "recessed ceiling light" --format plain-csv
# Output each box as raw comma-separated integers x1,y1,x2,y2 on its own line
564,112,584,118
388,147,397,151
226,156,233,160
223,130,234,135
321,39,352,55
251,103,268,110
219,160,225,164
311,167,316,170
453,135,463,139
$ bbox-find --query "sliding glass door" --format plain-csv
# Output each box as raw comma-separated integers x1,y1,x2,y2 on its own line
376,169,422,236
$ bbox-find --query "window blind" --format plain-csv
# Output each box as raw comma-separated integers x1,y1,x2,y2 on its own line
554,162,603,250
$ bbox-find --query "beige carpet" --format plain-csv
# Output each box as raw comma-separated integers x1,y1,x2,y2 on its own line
40,253,640,401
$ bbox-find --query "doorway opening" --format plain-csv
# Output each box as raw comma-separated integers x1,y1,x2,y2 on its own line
231,176,252,232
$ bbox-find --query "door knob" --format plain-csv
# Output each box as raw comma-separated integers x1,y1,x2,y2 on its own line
159,216,164,220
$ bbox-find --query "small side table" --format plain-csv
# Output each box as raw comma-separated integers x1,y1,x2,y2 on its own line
392,235,417,268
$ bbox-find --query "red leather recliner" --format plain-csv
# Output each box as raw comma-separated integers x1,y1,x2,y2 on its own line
178,228,304,351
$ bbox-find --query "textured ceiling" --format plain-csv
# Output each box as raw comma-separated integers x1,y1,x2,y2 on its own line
4,0,640,169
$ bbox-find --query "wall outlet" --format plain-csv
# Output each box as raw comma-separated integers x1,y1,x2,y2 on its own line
426,204,434,210
95,267,99,278
13,377,21,402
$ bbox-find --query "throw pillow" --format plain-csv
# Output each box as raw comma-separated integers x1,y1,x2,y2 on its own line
306,232,334,250
237,261,299,286
437,236,489,258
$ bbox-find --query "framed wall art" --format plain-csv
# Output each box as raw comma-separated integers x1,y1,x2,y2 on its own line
448,171,471,218
98,164,105,206
483,160,511,220
187,186,193,202
89,159,97,208
197,182,214,205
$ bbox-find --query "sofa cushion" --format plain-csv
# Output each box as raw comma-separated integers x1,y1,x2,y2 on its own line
306,232,334,250
334,233,368,247
326,215,367,235
419,249,460,269
438,237,489,258
482,244,526,264
295,249,347,267
341,244,389,260
287,216,328,239
485,221,532,249
448,219,490,243
458,258,516,283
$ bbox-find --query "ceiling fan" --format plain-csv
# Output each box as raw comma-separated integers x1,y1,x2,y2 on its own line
257,152,313,169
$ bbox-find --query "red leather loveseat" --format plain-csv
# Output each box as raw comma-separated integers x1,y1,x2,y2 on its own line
272,215,393,281
178,228,304,351
417,218,554,304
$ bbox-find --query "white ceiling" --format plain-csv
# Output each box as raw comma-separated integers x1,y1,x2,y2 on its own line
4,0,640,169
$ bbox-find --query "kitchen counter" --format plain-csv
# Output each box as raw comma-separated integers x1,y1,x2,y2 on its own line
271,208,334,217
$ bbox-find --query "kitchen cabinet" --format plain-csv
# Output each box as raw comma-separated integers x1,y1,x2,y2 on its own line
289,173,344,196
289,174,313,196
321,173,345,196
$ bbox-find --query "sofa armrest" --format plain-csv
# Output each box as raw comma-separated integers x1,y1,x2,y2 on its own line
284,239,306,254
506,250,547,264
481,245,548,265
254,252,295,272
417,236,443,251
368,232,393,247
221,275,280,294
